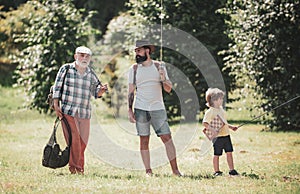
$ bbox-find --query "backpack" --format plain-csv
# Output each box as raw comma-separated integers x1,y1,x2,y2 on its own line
46,65,70,110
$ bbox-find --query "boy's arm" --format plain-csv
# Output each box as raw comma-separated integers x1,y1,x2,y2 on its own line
203,122,210,129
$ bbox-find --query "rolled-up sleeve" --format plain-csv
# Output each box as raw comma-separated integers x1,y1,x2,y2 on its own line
53,65,68,99
91,72,101,99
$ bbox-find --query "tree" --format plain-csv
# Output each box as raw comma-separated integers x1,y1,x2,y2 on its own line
222,0,300,131
72,0,128,39
13,0,96,113
125,0,234,121
0,0,27,11
0,2,34,85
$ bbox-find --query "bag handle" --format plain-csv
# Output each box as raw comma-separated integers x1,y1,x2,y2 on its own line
47,117,60,146
61,117,72,146
47,117,72,147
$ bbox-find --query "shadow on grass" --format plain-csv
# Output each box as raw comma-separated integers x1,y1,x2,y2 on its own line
158,173,215,180
241,172,262,179
182,174,215,180
91,173,137,180
90,172,216,180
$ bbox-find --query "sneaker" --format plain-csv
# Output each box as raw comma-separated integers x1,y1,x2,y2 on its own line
229,169,239,176
69,166,76,174
145,169,153,177
213,171,223,176
173,171,183,177
76,168,84,175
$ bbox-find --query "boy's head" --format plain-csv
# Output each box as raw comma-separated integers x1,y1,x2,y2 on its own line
205,88,225,107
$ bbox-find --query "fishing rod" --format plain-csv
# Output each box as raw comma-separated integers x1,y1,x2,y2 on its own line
237,95,300,128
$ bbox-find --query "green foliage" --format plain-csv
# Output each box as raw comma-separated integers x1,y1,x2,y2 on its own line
99,0,236,121
1,87,300,193
125,0,234,121
0,3,37,85
73,0,128,39
13,0,97,113
0,0,27,11
222,0,300,131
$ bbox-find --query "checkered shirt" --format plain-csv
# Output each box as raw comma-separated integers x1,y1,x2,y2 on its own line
203,115,225,140
53,62,100,119
209,115,224,131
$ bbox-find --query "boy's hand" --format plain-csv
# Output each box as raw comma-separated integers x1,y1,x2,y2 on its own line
229,125,238,131
232,126,238,131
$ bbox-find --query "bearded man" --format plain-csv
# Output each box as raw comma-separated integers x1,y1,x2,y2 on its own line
127,40,181,176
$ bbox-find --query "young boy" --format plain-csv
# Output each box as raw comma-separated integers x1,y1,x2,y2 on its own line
202,88,239,176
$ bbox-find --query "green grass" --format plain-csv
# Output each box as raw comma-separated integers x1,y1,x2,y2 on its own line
0,86,299,193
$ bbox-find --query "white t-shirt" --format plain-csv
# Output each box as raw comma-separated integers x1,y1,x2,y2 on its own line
128,61,169,111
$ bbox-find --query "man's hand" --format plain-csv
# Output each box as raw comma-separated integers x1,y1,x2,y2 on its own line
53,99,63,119
159,68,166,81
98,84,108,97
128,109,136,123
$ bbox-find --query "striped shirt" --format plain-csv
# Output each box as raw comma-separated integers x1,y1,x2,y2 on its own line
53,62,100,119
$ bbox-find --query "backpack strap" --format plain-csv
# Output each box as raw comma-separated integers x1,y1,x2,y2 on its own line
153,61,161,70
133,61,160,85
59,64,70,99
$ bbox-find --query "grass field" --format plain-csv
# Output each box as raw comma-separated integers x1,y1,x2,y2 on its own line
0,86,299,194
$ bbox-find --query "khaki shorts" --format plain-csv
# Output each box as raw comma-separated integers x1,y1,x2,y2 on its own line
134,109,171,136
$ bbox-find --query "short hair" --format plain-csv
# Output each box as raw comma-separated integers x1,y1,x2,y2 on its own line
205,88,225,107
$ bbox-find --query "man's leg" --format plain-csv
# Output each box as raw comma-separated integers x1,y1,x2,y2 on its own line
76,116,90,174
140,136,152,174
160,134,181,176
62,114,81,174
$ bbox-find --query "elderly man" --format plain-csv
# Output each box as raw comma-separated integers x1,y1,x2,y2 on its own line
128,40,181,176
53,46,107,174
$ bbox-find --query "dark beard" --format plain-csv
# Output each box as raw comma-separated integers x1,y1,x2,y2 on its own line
135,55,147,63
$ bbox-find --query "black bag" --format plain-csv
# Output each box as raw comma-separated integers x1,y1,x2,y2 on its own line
42,117,72,169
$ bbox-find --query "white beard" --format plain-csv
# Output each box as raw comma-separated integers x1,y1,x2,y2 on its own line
76,59,89,68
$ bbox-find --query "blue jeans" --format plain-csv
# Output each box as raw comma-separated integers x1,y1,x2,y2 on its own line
134,109,171,136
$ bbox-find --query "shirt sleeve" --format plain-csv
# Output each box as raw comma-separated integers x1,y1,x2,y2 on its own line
128,65,134,84
202,109,213,124
163,66,170,80
89,69,101,99
53,65,68,99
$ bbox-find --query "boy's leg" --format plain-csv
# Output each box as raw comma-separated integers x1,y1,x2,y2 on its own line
226,152,234,171
213,155,220,172
213,137,223,174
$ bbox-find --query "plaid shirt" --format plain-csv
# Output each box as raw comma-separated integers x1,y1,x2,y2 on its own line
53,62,100,119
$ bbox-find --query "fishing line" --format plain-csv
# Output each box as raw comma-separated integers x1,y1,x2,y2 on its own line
237,95,300,128
160,0,163,62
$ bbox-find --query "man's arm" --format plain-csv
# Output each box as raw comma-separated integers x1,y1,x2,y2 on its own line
97,84,108,98
158,65,172,93
128,83,136,123
53,98,63,119
162,80,172,93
